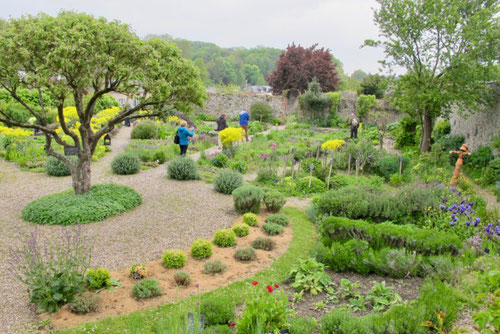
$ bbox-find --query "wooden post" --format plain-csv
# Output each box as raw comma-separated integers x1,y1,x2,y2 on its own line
290,160,295,189
327,159,334,189
316,145,321,160
309,163,315,188
399,156,403,177
348,154,351,174
282,155,288,185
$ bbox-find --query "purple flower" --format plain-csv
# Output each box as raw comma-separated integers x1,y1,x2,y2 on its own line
449,221,456,226
495,226,500,237
195,301,200,306
466,220,471,227
437,183,444,189
474,218,480,227
442,197,448,203
469,202,475,207
449,186,456,192
440,205,446,211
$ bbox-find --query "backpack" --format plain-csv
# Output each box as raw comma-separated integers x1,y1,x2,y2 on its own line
174,128,180,144
351,118,359,127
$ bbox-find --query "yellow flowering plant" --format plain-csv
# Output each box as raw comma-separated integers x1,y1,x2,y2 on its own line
219,127,243,147
0,126,32,138
321,139,345,151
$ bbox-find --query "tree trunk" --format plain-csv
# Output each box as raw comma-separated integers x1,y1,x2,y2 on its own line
378,133,384,150
72,155,92,195
420,108,433,153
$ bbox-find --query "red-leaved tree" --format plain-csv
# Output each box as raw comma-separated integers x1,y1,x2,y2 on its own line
267,43,340,95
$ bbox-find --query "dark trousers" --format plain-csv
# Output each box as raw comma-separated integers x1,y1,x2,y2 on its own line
180,145,188,156
350,126,358,139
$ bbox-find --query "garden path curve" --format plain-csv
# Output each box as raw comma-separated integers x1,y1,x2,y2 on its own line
0,126,238,333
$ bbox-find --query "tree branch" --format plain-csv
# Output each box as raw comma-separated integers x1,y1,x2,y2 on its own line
1,84,42,121
44,135,74,168
57,104,81,149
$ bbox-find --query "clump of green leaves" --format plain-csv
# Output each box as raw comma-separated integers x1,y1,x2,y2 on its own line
200,296,235,326
190,238,213,259
366,281,402,312
132,278,162,299
263,222,284,236
232,223,250,237
213,229,236,247
174,271,192,286
265,213,289,227
251,237,275,251
214,169,243,194
111,152,141,175
243,212,258,226
167,157,200,180
204,260,227,275
232,185,265,214
162,249,187,269
287,258,333,296
69,294,100,314
263,190,286,212
234,247,256,262
85,268,111,290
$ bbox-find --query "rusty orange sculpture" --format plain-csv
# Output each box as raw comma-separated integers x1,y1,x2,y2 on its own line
449,144,472,185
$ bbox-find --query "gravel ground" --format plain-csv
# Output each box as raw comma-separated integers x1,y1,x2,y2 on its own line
0,126,238,333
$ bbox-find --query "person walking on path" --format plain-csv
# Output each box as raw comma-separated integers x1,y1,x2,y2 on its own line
349,113,360,139
177,120,195,156
239,109,250,142
216,113,228,148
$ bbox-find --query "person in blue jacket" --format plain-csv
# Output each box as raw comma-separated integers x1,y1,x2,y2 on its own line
239,109,250,142
177,120,195,156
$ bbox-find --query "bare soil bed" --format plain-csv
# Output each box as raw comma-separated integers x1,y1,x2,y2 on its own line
44,213,292,330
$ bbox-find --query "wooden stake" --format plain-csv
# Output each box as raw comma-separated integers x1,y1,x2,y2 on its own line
327,160,334,189
399,156,403,176
348,154,351,174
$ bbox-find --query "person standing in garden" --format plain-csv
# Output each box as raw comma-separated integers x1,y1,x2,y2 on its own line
349,113,359,139
177,120,195,156
239,109,250,142
216,113,228,148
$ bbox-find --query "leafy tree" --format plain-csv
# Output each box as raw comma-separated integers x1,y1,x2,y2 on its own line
0,12,206,194
368,108,392,149
358,74,387,99
300,78,330,122
365,0,499,153
351,69,369,82
0,18,7,31
243,64,266,85
194,58,211,85
209,57,244,85
356,95,378,121
267,43,340,95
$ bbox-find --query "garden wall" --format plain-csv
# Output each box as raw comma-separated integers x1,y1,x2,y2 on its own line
197,92,285,118
449,84,500,152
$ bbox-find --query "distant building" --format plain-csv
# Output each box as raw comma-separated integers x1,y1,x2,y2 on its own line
244,85,272,94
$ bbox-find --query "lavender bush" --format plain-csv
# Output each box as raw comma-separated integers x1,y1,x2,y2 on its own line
8,226,91,312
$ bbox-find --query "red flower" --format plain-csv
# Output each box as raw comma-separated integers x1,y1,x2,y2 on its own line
274,284,279,288
252,281,259,285
266,285,274,293
231,322,236,327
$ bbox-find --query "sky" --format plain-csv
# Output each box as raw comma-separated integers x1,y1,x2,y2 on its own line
0,0,389,75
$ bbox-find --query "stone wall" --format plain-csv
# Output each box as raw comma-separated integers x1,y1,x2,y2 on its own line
450,85,500,152
197,92,284,118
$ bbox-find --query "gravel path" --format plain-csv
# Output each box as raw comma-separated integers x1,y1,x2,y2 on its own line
0,126,238,333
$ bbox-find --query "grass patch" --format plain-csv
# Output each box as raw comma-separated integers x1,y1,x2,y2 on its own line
22,184,142,225
59,207,315,333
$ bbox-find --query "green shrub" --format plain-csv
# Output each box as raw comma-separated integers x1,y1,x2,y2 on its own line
131,278,162,299
232,185,265,214
263,222,284,236
111,152,141,175
328,242,351,272
256,166,278,183
46,156,73,176
230,160,248,174
211,153,229,168
366,248,421,278
432,120,451,142
251,237,275,251
250,102,274,122
131,120,160,139
69,294,99,314
374,154,409,181
214,169,243,194
419,255,462,284
483,158,500,185
22,184,142,225
289,317,317,334
200,297,235,326
191,238,213,259
394,116,417,148
263,191,286,212
319,216,463,255
204,260,227,275
468,146,494,170
167,157,200,180
232,223,250,237
173,271,191,286
85,268,111,290
154,150,167,164
418,280,460,330
234,247,256,261
265,213,289,227
297,176,326,194
213,229,237,247
162,249,187,269
243,212,258,226
319,308,352,334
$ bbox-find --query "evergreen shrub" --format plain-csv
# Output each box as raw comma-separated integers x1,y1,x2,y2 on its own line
190,238,213,259
263,222,284,236
214,169,243,194
213,229,236,247
132,278,162,299
131,120,160,139
251,237,275,251
232,185,265,214
265,213,289,226
46,156,74,176
162,249,187,268
243,212,258,226
85,268,111,290
200,297,235,326
167,157,200,180
263,191,286,212
111,152,141,175
234,247,256,261
232,223,250,237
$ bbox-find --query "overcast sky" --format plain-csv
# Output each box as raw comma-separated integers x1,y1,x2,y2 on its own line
0,0,389,75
